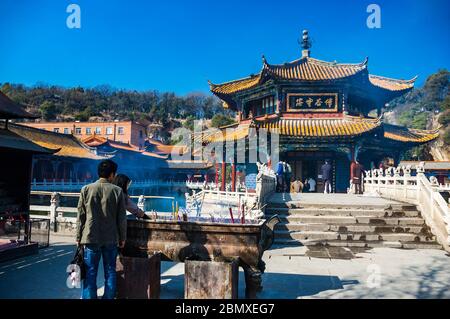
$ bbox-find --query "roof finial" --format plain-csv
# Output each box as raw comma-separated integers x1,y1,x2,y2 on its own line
299,29,311,58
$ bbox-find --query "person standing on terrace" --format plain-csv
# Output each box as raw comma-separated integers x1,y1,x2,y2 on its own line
112,174,149,219
76,160,127,299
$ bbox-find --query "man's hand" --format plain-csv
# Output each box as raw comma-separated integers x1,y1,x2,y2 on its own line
118,241,125,249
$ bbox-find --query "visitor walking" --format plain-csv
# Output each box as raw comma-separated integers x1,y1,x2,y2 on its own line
276,161,285,192
284,162,292,192
76,160,127,299
307,177,316,192
321,160,333,194
351,159,364,194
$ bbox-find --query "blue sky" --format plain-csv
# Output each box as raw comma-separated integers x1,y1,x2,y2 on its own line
0,0,448,95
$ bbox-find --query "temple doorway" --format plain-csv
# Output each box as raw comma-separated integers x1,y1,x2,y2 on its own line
282,151,336,193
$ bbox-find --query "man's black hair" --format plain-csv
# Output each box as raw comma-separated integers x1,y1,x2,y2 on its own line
98,160,118,178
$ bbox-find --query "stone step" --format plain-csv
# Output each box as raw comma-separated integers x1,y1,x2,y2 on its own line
268,201,417,211
275,222,429,234
272,238,441,250
308,240,443,250
266,207,420,217
275,230,436,242
270,214,426,226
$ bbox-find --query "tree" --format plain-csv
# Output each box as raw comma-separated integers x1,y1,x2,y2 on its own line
443,128,450,145
39,101,60,120
438,109,450,126
183,115,196,131
423,69,449,104
211,114,236,128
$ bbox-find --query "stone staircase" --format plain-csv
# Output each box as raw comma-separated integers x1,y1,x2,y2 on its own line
266,200,442,250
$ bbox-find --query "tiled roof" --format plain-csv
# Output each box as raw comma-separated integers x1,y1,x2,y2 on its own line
198,116,381,143
209,75,262,95
194,124,252,144
258,116,380,137
196,118,438,146
263,57,367,81
383,124,439,143
83,135,168,158
0,126,54,154
9,124,106,160
0,91,37,119
81,135,108,147
209,55,416,97
369,75,416,92
146,138,187,156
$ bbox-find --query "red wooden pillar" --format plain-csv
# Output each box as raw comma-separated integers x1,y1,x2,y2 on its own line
221,162,226,191
215,163,219,187
231,163,236,192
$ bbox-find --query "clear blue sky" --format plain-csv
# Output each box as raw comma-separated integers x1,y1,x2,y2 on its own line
0,0,448,95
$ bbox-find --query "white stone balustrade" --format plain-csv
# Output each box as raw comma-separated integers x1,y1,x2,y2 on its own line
364,162,450,252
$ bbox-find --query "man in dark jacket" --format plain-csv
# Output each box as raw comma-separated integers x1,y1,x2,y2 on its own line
77,159,127,299
351,159,364,194
321,160,333,194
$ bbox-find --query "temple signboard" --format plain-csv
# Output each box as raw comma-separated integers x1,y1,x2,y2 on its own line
286,93,338,112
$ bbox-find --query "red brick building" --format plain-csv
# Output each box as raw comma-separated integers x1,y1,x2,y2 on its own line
23,120,148,149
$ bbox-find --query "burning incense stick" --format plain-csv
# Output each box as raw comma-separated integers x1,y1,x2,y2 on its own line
228,207,235,224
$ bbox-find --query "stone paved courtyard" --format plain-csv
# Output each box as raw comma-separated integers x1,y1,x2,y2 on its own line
0,234,449,299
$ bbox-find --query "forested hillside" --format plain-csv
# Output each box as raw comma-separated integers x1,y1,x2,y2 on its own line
383,69,449,160
0,83,234,125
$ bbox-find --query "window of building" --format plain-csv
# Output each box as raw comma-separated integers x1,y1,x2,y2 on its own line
245,95,276,118
53,128,59,133
118,127,124,135
106,127,113,135
75,127,82,135
86,127,91,134
95,127,101,134
64,128,70,134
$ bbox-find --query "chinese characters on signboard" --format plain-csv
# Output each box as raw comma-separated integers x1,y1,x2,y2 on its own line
287,93,338,112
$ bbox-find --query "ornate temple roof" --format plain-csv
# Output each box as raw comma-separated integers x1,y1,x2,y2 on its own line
209,75,262,95
369,75,417,92
195,123,252,144
262,56,368,81
257,115,380,137
0,122,54,154
196,116,438,145
82,135,171,159
146,138,187,156
209,30,416,101
9,124,107,160
209,55,416,98
0,91,37,119
382,124,439,143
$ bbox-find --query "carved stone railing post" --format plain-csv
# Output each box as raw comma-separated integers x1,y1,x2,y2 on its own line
50,192,60,232
138,195,145,212
255,162,276,209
